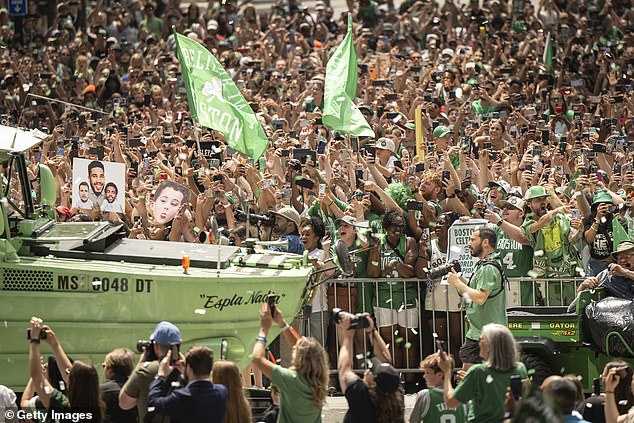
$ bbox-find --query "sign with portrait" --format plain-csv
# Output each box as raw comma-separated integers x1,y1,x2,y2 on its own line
152,180,191,226
72,158,126,213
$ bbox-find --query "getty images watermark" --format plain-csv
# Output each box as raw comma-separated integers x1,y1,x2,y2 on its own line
4,409,93,422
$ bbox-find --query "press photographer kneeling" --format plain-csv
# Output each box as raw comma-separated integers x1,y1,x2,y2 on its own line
335,309,405,423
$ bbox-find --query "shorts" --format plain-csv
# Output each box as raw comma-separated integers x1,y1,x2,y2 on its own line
374,302,419,328
459,338,483,365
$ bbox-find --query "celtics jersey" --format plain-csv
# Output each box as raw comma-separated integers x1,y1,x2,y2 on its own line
489,224,534,277
414,387,468,423
377,235,417,310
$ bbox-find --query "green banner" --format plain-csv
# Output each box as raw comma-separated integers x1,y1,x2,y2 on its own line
174,30,268,159
322,14,374,138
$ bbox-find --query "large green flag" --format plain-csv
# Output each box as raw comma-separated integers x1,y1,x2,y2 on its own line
322,14,374,138
174,30,268,159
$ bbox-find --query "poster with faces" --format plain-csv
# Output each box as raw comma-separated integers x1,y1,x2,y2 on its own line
152,180,191,225
72,158,126,213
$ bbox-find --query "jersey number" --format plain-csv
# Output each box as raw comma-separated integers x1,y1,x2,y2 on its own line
441,416,456,423
502,252,516,270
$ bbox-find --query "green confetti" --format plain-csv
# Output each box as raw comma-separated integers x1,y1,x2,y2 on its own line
404,342,412,349
528,369,536,375
395,337,404,344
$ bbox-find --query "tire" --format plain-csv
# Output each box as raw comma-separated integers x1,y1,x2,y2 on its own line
520,352,552,387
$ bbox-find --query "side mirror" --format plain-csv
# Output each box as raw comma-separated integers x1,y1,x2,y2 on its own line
38,164,56,215
334,239,354,277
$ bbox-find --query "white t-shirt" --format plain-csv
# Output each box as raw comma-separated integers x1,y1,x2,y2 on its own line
424,238,463,312
309,248,328,313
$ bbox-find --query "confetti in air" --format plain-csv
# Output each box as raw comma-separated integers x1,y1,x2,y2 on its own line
355,354,365,360
404,342,412,349
411,328,418,335
194,309,206,315
450,246,462,254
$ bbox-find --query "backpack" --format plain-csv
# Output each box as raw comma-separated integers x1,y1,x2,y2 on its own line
475,256,509,300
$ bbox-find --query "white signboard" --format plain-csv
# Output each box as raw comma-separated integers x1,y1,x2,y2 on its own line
72,158,126,213
446,218,487,279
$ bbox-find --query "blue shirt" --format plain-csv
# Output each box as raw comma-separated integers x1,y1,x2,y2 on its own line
268,233,304,255
597,269,634,300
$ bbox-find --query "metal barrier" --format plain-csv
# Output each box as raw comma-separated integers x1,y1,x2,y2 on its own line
298,276,587,376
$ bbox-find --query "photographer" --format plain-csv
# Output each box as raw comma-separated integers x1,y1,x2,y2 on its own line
119,321,182,423
336,311,404,423
447,227,507,368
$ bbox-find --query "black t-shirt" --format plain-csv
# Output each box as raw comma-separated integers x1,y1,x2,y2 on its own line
584,217,614,260
343,379,378,423
100,376,138,423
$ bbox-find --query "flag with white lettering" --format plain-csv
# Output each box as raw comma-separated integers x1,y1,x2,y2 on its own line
174,30,268,159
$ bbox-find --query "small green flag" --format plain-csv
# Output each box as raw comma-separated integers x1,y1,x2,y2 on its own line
322,14,374,138
612,216,631,251
173,30,268,159
543,32,553,71
563,171,579,199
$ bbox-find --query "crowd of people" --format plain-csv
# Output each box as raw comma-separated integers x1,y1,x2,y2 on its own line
1,0,634,420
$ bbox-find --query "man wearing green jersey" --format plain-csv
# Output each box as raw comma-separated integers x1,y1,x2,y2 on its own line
447,227,507,368
484,196,538,305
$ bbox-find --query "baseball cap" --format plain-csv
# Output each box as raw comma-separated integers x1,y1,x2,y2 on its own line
524,186,551,200
315,1,326,10
500,196,525,210
207,19,219,31
335,215,358,227
433,126,452,138
592,190,613,205
441,48,454,58
150,321,181,346
488,180,511,195
370,358,400,394
376,138,395,153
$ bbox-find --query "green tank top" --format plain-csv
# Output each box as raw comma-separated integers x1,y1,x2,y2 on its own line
377,235,417,309
423,388,467,423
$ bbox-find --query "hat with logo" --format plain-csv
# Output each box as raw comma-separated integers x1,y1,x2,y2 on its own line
500,196,525,211
150,321,181,346
524,186,551,200
592,190,613,205
433,125,452,138
369,358,400,394
376,137,396,153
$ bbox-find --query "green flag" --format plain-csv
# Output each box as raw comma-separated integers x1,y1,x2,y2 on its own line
543,32,553,71
612,216,631,251
322,14,374,138
174,30,268,159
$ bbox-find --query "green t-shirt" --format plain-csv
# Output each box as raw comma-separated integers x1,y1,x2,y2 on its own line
471,99,495,116
465,253,507,340
490,224,533,277
411,387,468,423
329,238,371,312
453,362,528,423
271,365,322,423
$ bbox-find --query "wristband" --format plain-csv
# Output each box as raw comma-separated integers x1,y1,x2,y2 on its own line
138,196,145,199
496,219,504,227
256,335,267,345
193,226,200,233
30,338,40,344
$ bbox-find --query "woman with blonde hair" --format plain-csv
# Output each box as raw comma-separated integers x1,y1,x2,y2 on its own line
251,304,329,422
212,361,252,423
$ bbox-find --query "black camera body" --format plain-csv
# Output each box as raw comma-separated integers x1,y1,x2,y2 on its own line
332,308,371,330
427,260,462,280
137,340,159,361
235,210,276,226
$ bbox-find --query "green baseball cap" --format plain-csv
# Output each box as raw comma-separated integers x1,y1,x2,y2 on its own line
592,190,613,205
524,186,551,200
433,125,452,138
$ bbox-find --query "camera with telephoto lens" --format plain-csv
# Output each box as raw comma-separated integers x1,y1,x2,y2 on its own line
427,260,462,280
235,209,276,226
331,308,370,330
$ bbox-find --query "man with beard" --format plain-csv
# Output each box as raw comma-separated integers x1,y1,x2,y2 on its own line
484,196,537,305
101,182,124,214
87,160,106,206
72,181,93,210
268,207,303,255
521,186,580,305
447,227,506,368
